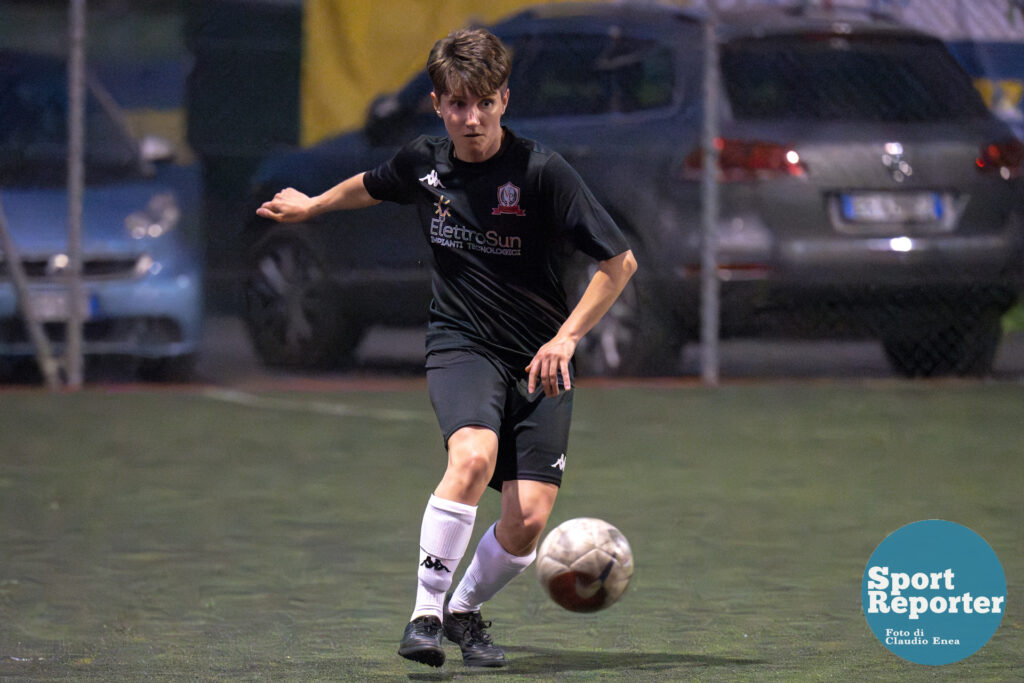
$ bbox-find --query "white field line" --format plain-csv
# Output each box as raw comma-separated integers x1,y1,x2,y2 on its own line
201,387,431,422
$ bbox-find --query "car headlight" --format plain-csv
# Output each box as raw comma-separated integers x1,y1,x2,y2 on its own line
125,193,180,240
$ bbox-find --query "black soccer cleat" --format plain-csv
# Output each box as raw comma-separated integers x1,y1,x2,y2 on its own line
443,604,507,668
398,615,445,667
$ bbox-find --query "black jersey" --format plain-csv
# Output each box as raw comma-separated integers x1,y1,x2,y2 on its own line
363,128,629,374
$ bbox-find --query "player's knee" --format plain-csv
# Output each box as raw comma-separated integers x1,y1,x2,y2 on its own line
520,512,548,545
449,448,493,485
498,515,546,556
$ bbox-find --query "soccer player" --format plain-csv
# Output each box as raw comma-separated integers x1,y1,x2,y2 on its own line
256,27,636,668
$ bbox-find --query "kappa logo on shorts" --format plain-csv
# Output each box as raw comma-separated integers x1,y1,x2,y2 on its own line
551,454,567,471
491,181,526,216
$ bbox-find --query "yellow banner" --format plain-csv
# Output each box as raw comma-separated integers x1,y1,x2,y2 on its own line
301,0,574,146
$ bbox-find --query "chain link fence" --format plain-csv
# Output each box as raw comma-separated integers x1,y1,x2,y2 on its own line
2,0,1023,385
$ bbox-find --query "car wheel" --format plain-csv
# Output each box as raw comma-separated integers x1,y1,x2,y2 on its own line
0,357,39,384
243,230,362,369
568,260,681,377
138,353,197,383
882,312,1002,378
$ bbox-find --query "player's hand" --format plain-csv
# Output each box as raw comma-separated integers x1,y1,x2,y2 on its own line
526,336,576,397
256,187,315,223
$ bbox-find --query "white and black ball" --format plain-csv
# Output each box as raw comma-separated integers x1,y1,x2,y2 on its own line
536,517,634,612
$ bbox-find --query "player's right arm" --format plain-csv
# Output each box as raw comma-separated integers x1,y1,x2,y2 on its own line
256,172,381,223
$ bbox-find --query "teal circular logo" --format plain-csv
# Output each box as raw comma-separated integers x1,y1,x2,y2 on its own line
862,520,1006,665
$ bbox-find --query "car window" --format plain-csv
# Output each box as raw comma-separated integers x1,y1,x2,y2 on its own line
506,32,675,118
0,62,140,186
721,34,991,122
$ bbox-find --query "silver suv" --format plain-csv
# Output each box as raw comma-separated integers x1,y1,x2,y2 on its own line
243,3,1024,376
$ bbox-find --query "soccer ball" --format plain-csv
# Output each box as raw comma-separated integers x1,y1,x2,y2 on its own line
536,517,634,612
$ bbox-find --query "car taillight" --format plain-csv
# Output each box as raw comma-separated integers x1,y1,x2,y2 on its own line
684,138,806,181
976,138,1024,178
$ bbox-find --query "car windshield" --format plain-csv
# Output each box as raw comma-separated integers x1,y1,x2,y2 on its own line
721,34,991,122
0,60,142,187
506,32,675,117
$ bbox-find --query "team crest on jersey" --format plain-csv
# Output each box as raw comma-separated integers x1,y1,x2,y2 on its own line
491,181,526,216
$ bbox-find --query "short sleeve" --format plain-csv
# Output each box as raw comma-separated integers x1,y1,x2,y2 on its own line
539,152,630,262
362,137,424,204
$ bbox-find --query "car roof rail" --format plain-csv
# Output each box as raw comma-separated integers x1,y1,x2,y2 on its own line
783,0,899,24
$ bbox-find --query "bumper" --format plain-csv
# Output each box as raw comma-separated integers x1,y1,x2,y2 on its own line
662,232,1024,339
0,268,203,359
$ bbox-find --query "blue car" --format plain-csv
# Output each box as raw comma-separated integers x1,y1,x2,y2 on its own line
0,51,202,381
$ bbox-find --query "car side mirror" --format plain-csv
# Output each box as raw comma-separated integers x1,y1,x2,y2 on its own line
365,94,403,147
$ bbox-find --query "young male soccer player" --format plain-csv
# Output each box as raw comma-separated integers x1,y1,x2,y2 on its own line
257,27,636,668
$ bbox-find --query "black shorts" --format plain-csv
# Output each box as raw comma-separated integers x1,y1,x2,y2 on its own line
426,349,573,491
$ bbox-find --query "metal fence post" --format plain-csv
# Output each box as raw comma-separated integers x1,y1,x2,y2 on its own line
700,11,721,386
66,0,87,389
0,201,61,390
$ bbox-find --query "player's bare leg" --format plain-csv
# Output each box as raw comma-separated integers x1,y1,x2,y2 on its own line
435,427,499,504
445,479,558,667
399,427,497,667
496,479,559,555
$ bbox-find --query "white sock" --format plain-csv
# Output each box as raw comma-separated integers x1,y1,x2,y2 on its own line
411,494,477,621
449,522,536,614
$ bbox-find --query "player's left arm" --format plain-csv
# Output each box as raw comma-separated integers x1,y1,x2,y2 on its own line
526,249,638,396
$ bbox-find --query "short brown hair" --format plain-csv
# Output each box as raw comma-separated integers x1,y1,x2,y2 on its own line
427,28,511,98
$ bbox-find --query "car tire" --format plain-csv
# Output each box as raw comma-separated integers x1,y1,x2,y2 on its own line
0,357,39,384
138,353,197,383
882,311,1003,378
568,258,682,377
243,229,363,369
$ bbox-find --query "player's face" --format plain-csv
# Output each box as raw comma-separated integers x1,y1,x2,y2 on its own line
432,87,509,163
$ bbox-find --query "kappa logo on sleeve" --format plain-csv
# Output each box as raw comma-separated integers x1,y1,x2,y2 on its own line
491,181,526,216
420,169,445,189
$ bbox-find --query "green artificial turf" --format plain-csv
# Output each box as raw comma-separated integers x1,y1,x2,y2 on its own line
1,382,1020,681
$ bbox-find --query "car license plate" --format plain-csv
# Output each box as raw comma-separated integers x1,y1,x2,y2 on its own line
841,192,941,223
27,290,95,322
